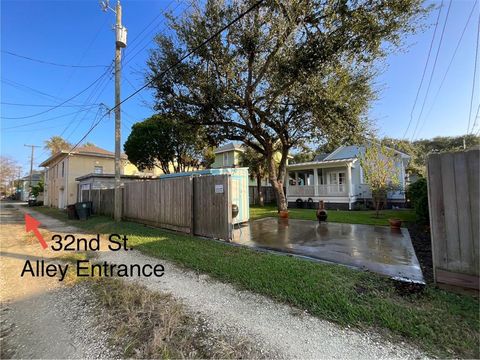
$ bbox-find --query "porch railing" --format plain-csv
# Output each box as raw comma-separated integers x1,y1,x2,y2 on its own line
288,184,348,197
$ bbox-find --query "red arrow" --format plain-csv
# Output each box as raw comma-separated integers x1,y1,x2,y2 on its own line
25,214,48,249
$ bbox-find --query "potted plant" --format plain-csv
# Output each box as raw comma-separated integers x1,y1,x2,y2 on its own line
388,218,402,229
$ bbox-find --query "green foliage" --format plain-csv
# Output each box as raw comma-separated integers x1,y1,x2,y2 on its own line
407,178,429,223
124,114,213,174
291,151,316,164
147,0,428,211
359,143,401,216
381,135,480,176
240,147,269,206
44,136,71,155
239,147,268,179
30,179,44,197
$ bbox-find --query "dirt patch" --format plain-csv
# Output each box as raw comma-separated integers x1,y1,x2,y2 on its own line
93,278,270,359
407,223,433,283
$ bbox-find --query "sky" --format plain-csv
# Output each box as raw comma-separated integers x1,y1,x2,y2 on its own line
1,0,479,176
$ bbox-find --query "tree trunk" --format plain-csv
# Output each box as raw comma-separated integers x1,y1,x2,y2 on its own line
266,150,288,212
256,174,264,207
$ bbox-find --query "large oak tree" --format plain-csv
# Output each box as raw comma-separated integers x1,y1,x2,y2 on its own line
147,0,428,211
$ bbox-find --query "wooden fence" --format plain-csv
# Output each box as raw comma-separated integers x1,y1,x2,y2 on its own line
427,148,479,289
85,175,233,241
81,189,115,217
123,177,193,233
193,175,232,240
248,186,277,205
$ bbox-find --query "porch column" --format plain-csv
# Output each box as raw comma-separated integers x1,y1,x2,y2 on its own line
347,164,352,210
313,168,318,196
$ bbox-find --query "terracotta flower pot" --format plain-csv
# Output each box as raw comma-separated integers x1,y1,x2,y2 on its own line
388,218,402,229
279,210,289,219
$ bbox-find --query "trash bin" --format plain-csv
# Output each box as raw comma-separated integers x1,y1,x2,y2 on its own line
66,204,78,220
86,201,93,216
75,202,90,220
296,198,304,208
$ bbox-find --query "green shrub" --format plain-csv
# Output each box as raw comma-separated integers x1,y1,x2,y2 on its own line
407,178,429,223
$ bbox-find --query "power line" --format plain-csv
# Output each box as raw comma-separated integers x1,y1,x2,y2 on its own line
0,101,100,108
124,0,177,52
1,62,113,120
402,0,444,139
420,0,478,131
467,12,480,134
112,0,265,119
67,0,265,155
121,0,188,68
56,16,110,96
62,68,114,141
1,78,66,102
1,106,100,130
411,0,452,141
2,50,109,68
471,103,480,134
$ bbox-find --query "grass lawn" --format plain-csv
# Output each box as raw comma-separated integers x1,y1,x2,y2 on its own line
33,206,479,358
250,204,416,226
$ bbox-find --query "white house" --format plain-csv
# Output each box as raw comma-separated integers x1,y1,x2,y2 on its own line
286,145,410,210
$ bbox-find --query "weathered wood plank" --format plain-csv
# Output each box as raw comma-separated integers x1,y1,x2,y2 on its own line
453,152,474,273
440,152,461,271
428,149,479,289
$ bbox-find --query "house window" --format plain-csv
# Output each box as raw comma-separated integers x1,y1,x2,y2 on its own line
288,172,296,186
329,173,337,184
61,162,65,177
338,172,346,192
317,169,324,185
94,166,103,174
223,152,229,166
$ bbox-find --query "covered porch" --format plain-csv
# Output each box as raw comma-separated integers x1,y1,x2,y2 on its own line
286,158,365,209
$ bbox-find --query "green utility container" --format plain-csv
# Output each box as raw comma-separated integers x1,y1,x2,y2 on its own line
160,167,250,224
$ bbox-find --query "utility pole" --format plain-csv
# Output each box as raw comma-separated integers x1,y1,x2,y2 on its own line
101,0,127,221
24,144,40,194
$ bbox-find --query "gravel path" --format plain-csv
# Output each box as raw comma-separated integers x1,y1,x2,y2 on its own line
97,249,426,359
0,203,118,359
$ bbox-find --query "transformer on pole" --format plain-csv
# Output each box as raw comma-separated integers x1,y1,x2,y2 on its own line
101,0,127,221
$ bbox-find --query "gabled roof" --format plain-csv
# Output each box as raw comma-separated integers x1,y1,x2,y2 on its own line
75,145,114,156
39,145,116,167
324,144,410,161
288,157,357,169
313,153,329,161
214,143,245,154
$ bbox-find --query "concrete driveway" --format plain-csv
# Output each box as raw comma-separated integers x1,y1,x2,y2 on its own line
232,217,424,283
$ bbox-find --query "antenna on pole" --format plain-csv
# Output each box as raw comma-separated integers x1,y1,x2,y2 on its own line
100,0,115,13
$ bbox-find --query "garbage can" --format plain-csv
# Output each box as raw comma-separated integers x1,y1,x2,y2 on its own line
75,202,90,220
66,204,78,220
86,201,93,216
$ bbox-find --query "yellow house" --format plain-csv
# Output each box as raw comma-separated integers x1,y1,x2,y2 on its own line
211,143,245,168
122,160,164,177
40,145,156,208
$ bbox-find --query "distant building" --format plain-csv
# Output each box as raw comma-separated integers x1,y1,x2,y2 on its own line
17,170,44,201
40,145,157,208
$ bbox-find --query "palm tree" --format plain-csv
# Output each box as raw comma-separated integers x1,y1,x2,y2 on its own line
239,147,268,207
44,136,72,155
